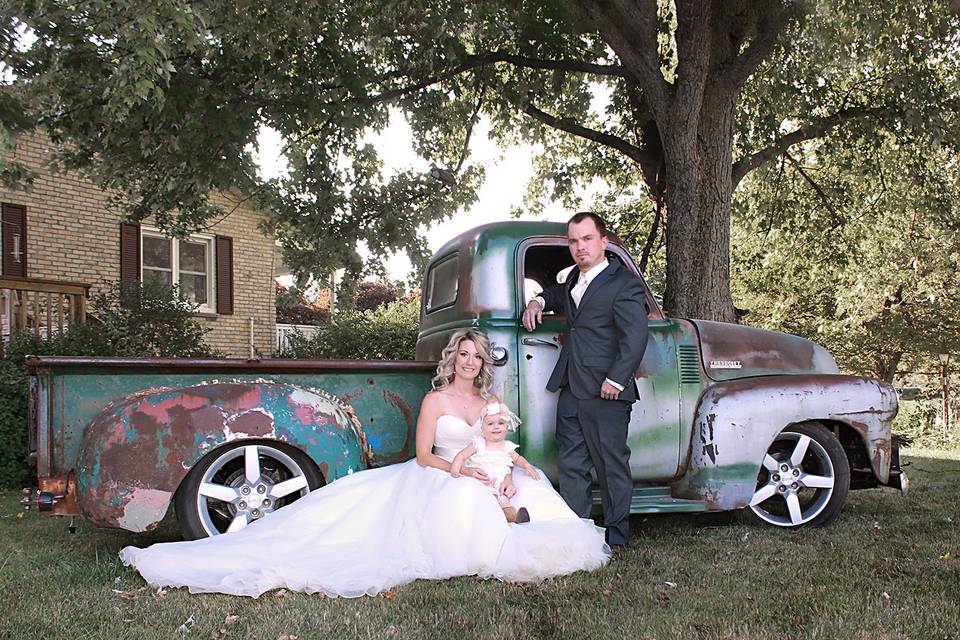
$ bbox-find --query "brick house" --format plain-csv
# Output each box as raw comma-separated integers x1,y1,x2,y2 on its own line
0,133,277,357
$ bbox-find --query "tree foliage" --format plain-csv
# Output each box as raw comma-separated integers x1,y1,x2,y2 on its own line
2,1,958,320
732,133,960,384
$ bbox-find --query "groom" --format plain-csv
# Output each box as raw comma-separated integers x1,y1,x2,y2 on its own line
522,212,648,549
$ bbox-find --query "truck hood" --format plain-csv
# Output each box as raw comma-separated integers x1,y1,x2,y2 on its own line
690,319,840,382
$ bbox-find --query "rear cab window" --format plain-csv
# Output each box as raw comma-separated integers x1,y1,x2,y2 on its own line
425,253,459,313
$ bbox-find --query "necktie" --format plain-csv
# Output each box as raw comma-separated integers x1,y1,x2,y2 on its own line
571,274,588,307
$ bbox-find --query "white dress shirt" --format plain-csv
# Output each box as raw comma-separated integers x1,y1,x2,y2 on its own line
534,259,624,392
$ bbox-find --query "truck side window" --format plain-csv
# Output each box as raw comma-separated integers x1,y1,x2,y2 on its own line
425,253,458,312
522,245,574,316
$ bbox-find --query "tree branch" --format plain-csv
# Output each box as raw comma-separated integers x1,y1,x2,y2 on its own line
322,52,626,109
577,0,671,116
523,101,658,172
731,106,881,187
784,153,840,223
718,3,787,90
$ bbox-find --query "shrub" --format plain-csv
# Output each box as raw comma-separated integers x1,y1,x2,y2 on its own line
0,280,219,488
278,294,420,360
276,284,330,326
893,397,960,449
355,281,399,312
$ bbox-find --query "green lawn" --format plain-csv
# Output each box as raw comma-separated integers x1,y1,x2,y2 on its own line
1,449,957,640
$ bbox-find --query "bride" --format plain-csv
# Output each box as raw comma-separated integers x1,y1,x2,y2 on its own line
120,329,610,597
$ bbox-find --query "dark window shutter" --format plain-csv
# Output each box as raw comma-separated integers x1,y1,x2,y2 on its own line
216,235,234,315
119,222,141,286
2,203,27,277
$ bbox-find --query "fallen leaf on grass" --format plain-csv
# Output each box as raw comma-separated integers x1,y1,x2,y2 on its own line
654,588,670,602
111,589,138,600
177,614,196,635
276,636,300,640
602,589,612,597
210,629,227,640
939,552,952,561
873,521,881,530
381,591,397,600
881,592,891,601
16,512,23,519
663,581,677,588
384,625,400,638
154,588,168,599
224,615,240,626
273,589,290,598
746,594,755,602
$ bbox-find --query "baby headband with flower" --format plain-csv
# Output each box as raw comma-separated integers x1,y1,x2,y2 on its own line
484,402,522,432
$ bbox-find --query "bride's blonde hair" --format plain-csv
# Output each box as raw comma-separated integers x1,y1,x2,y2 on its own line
432,328,496,403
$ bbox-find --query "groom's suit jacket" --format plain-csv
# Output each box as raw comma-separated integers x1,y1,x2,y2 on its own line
539,257,649,402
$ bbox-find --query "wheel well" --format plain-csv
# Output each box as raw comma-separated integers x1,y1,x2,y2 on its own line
817,419,877,489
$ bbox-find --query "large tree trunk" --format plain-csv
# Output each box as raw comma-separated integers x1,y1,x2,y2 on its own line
661,86,737,323
579,0,785,324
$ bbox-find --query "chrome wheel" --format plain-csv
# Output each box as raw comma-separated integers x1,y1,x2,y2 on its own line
746,422,850,528
176,441,322,539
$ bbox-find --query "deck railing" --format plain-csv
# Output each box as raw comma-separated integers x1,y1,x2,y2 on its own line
276,322,322,352
0,276,91,341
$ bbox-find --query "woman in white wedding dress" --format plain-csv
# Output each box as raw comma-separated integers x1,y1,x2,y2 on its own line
120,329,609,598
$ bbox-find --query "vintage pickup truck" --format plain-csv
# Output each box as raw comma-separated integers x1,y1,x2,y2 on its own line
24,221,907,539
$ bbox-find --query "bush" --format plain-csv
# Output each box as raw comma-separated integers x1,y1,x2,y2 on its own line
277,294,420,360
894,397,960,450
0,280,219,488
276,284,330,325
355,281,399,312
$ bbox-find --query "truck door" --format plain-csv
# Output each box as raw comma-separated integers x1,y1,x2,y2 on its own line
516,239,682,484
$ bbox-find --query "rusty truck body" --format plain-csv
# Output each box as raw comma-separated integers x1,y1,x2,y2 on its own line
25,221,907,538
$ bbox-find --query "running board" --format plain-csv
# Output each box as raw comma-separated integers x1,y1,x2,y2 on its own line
591,486,708,514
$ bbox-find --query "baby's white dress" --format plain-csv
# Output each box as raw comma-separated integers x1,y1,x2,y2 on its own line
465,436,519,506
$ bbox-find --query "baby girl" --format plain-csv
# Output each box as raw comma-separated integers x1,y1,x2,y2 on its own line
450,402,540,523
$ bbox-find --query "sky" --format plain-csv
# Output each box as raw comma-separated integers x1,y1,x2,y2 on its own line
253,112,575,281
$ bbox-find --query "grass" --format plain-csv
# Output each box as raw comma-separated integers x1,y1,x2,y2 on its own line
1,448,958,640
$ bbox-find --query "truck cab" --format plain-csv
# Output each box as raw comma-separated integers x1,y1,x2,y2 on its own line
416,221,906,525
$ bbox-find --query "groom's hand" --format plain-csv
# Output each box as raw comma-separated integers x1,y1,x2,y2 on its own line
600,380,621,400
522,300,543,331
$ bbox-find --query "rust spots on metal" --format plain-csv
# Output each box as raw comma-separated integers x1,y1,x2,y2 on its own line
383,389,416,459
339,402,374,467
37,471,79,516
77,380,368,531
700,414,718,465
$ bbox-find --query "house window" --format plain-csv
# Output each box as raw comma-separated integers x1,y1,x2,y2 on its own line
141,227,216,313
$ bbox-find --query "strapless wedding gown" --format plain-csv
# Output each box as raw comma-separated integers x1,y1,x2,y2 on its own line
120,415,610,598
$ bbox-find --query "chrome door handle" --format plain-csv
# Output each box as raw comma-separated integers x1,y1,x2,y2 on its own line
522,338,559,349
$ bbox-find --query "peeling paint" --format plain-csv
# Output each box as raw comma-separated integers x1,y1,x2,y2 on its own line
117,488,171,532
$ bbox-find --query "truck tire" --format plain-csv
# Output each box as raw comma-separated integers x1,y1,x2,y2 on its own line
175,440,324,540
742,421,850,528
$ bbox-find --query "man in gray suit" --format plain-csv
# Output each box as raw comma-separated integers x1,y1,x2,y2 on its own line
522,212,648,549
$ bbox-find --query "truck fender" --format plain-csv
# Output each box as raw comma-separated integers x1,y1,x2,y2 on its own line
673,374,898,510
76,380,372,532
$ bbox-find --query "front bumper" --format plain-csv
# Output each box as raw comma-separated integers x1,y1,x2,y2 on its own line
884,438,909,496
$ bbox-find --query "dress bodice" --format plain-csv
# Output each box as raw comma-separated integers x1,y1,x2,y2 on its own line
433,415,482,462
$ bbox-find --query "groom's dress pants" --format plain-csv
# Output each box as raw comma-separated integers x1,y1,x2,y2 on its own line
556,386,633,546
